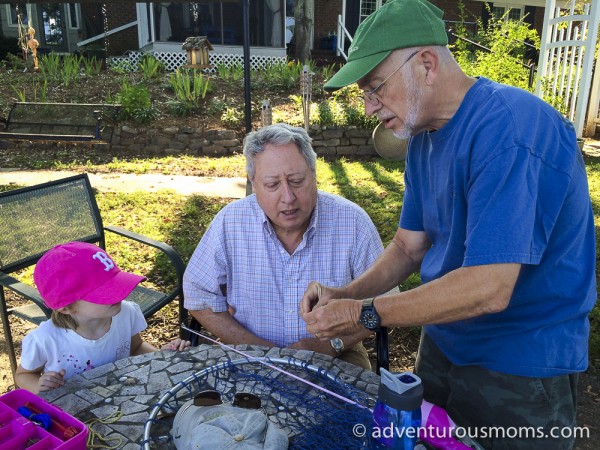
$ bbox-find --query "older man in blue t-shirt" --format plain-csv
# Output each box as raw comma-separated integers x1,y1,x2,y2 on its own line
301,1,596,449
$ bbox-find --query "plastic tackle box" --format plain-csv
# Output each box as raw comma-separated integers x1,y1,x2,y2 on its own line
0,389,87,450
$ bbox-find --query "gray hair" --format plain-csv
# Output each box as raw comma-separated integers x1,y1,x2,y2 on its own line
243,123,317,181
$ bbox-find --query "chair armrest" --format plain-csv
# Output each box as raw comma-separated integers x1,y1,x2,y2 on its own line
104,226,186,280
0,272,50,315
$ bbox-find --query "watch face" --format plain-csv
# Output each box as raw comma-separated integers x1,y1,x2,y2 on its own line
360,310,380,330
331,338,344,354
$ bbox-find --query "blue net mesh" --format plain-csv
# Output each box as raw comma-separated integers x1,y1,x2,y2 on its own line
142,357,376,449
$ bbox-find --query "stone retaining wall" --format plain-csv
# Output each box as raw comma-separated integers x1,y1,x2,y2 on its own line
3,125,379,157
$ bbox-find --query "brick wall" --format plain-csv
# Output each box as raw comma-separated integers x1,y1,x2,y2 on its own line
314,0,343,47
105,3,138,56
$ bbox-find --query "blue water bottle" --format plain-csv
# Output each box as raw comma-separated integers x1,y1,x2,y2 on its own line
371,371,423,449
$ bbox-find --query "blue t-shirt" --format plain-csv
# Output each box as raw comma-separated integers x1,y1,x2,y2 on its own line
400,77,596,377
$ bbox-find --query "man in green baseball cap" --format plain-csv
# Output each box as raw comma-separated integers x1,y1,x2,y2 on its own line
302,1,595,448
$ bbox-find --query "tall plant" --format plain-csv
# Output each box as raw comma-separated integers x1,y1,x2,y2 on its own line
452,2,539,91
168,69,212,115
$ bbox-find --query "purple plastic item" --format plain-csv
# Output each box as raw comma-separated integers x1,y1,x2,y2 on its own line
0,389,87,450
420,400,471,449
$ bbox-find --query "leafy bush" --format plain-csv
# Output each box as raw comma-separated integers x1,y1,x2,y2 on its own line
452,3,539,91
206,97,228,115
2,53,27,71
221,106,243,127
117,80,156,123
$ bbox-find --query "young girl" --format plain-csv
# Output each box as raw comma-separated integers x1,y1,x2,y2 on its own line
15,241,190,394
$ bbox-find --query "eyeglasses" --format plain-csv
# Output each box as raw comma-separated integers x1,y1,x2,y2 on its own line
361,51,419,106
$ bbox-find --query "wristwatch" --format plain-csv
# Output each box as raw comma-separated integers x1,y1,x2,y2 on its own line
359,297,381,330
330,337,344,355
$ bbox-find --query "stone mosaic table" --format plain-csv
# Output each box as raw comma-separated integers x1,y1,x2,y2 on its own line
40,344,381,449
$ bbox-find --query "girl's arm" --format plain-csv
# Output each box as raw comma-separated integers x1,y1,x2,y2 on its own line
130,333,158,355
15,364,65,394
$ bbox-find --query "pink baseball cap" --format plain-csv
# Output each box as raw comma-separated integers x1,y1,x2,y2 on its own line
33,242,146,310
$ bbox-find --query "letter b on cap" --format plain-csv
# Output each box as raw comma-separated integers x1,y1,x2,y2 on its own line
93,251,115,271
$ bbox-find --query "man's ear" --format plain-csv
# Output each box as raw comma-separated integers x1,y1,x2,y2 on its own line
419,47,439,86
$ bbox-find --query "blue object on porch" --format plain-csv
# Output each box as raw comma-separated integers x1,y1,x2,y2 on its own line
320,35,337,51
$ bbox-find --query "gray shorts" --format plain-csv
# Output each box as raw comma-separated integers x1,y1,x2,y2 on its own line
414,330,578,449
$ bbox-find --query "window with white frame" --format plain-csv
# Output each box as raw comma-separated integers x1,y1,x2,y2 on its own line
360,0,388,23
492,4,524,21
67,3,81,29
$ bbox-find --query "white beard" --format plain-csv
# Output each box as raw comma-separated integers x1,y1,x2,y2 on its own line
393,70,422,140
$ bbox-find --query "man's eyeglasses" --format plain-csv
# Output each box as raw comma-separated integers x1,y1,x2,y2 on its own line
361,51,419,106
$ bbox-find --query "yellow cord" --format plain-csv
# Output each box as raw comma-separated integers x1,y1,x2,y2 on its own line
85,410,124,449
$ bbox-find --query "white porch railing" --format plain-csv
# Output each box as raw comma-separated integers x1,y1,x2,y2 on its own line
76,21,138,48
535,0,600,137
336,14,352,61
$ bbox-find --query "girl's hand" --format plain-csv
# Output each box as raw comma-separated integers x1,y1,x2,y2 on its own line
161,338,191,351
38,369,66,392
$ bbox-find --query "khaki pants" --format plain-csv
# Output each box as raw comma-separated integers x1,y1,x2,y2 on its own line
338,342,372,371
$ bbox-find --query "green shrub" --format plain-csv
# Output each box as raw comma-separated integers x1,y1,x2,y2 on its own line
2,53,27,71
221,106,243,127
39,53,62,80
61,54,81,87
117,80,155,123
166,99,193,116
452,3,539,91
169,69,211,114
82,56,103,76
206,97,228,115
139,54,165,80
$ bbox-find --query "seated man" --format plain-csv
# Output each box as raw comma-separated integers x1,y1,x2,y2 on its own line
183,123,383,369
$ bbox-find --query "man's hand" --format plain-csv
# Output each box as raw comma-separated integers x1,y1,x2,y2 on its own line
300,282,346,316
303,299,364,340
38,369,66,392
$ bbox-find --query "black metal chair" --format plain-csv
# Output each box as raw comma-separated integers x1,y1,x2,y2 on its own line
0,174,186,377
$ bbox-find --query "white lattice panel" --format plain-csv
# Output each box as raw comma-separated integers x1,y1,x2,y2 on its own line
108,51,286,73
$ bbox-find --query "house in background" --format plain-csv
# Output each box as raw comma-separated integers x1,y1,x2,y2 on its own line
0,1,566,68
313,0,552,59
0,2,291,69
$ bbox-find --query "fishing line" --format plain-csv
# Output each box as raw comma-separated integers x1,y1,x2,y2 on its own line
180,323,370,410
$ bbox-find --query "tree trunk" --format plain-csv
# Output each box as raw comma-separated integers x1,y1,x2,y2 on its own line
294,0,313,63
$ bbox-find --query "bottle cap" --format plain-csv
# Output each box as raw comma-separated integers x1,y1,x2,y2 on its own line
377,371,423,411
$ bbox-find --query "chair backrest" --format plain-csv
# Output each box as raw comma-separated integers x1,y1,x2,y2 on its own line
0,174,104,274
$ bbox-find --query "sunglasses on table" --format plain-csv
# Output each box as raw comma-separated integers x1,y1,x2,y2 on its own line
193,390,262,410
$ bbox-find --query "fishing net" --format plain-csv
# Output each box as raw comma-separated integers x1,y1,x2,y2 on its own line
142,357,377,449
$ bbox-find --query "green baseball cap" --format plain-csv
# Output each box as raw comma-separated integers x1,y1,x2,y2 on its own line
324,0,448,92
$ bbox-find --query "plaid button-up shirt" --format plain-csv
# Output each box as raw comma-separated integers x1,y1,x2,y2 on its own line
183,191,384,347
